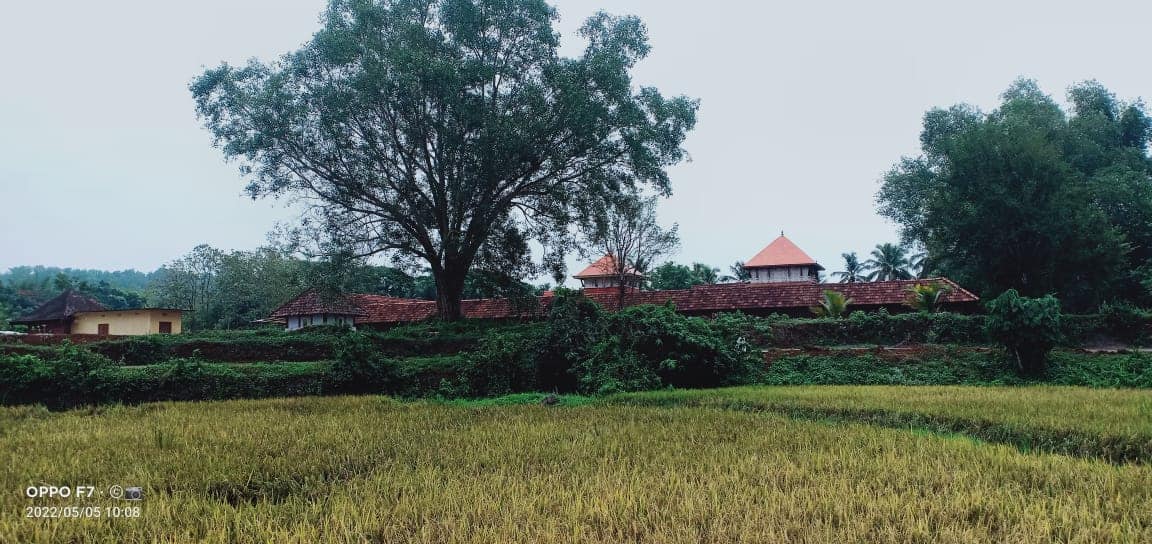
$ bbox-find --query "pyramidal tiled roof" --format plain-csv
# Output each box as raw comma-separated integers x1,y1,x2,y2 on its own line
12,290,106,323
744,235,823,270
573,255,644,279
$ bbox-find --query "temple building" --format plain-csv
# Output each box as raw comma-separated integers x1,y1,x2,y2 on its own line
267,235,979,329
572,255,645,289
743,234,824,283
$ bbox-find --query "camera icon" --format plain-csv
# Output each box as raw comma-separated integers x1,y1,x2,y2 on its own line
109,485,143,501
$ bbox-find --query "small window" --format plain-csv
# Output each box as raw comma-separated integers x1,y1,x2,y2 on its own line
97,324,110,336
158,322,172,334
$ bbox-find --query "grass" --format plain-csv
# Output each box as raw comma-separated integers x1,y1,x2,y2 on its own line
611,386,1152,462
2,390,1152,543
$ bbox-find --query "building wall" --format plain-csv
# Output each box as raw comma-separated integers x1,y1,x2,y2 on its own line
71,310,183,335
579,276,642,289
747,266,816,283
286,314,356,331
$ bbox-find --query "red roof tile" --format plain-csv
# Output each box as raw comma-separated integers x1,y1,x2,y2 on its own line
269,290,369,318
573,255,644,279
269,277,979,325
744,235,823,269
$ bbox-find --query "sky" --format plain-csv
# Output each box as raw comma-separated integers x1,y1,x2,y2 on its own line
2,0,1151,285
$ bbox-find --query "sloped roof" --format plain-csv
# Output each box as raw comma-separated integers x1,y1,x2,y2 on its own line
269,290,369,318
271,277,978,324
744,235,823,270
834,277,979,306
573,255,644,279
11,290,106,323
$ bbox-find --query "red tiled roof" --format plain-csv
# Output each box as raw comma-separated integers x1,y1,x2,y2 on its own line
833,277,978,306
744,235,823,270
269,290,369,318
573,255,644,279
269,277,978,325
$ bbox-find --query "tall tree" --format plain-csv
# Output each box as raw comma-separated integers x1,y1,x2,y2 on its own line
877,78,1149,309
583,194,679,306
191,0,697,320
864,243,912,281
832,252,866,283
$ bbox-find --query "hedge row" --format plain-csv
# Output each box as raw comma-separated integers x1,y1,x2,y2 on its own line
5,345,1150,410
757,308,1150,347
760,349,1152,388
79,327,484,364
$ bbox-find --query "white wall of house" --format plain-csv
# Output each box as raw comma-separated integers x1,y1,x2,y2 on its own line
579,276,642,289
746,266,816,283
286,314,357,331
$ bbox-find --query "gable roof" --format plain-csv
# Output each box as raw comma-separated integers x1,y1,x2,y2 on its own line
744,235,824,270
12,290,106,323
573,255,644,279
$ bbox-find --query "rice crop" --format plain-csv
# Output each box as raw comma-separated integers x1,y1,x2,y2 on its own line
1,392,1150,543
613,385,1152,462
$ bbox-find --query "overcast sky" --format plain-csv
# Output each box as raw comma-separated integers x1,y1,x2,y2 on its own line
3,0,1151,285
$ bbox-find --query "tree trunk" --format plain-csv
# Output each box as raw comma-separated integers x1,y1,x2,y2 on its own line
434,264,468,322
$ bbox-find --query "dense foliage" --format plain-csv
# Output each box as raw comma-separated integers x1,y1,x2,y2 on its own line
877,79,1152,310
985,289,1063,376
191,0,697,320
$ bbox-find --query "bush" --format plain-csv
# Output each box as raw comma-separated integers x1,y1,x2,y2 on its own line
328,332,398,394
1098,302,1150,344
458,329,540,397
763,310,990,347
985,290,1063,376
0,354,51,405
575,304,763,395
762,349,1018,386
532,289,605,392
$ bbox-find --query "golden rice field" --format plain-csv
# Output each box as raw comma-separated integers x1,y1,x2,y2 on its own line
614,385,1152,438
2,388,1151,543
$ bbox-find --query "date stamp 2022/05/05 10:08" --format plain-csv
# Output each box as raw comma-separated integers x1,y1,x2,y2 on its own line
23,484,143,519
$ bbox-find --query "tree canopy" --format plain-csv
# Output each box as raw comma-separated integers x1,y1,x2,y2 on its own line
647,261,723,290
877,78,1152,310
191,0,698,320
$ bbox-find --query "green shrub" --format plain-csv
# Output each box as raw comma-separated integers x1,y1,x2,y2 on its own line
985,290,1063,376
328,332,398,394
0,354,51,405
1097,302,1150,344
575,304,763,395
532,289,604,392
458,330,540,397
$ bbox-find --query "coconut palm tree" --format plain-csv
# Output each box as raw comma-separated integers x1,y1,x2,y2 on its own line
810,290,852,318
905,282,950,313
833,252,867,283
864,243,913,281
910,250,931,279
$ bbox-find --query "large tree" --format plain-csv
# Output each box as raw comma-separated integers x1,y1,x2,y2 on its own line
191,0,698,320
877,78,1151,310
